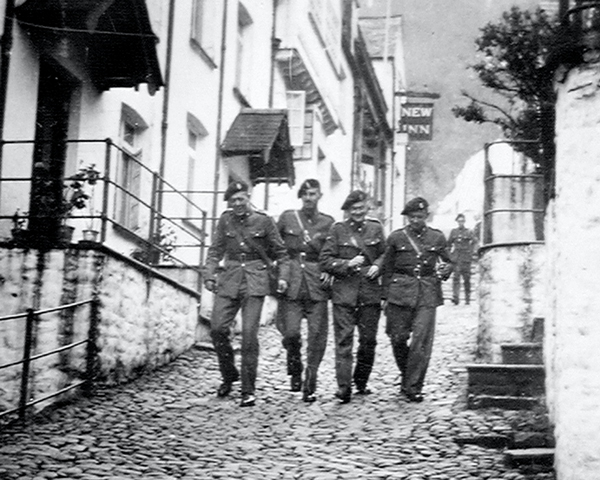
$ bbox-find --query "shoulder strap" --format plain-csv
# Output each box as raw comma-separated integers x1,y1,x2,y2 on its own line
294,210,312,243
349,226,375,264
402,228,422,257
229,216,273,266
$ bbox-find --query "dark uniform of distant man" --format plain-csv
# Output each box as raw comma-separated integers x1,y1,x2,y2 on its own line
204,181,290,407
447,213,476,305
382,197,452,403
320,190,386,404
276,179,335,403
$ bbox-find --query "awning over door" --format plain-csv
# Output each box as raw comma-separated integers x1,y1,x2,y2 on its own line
221,109,295,186
16,0,163,94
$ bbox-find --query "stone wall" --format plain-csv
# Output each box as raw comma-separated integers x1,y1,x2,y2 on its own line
477,244,545,363
0,246,203,414
548,62,600,479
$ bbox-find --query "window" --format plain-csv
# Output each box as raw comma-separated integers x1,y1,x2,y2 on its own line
191,0,219,63
185,114,208,227
117,105,147,231
235,3,253,100
286,91,306,147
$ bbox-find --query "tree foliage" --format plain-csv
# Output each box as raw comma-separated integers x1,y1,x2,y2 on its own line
453,7,560,194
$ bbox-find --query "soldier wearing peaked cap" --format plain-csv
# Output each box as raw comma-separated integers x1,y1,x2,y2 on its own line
447,213,476,305
319,190,386,404
204,180,290,407
381,197,453,403
276,179,335,402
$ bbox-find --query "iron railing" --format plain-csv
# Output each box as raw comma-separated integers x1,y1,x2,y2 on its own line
481,140,546,249
0,138,210,290
0,298,99,422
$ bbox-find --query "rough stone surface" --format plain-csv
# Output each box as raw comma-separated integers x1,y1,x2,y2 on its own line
0,247,201,414
0,299,554,479
478,245,545,362
549,62,600,480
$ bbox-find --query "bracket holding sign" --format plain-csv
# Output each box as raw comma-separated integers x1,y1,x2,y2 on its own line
398,102,434,141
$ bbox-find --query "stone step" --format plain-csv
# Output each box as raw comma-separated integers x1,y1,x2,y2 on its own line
531,317,544,343
505,447,554,471
500,343,543,365
465,364,545,397
467,394,542,410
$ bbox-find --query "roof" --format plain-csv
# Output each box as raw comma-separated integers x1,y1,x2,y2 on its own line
16,0,163,94
222,110,289,154
221,109,295,185
359,16,403,58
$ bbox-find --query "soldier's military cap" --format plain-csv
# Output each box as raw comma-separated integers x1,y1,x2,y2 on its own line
223,180,249,201
401,196,429,215
297,178,321,198
455,213,465,221
341,190,367,210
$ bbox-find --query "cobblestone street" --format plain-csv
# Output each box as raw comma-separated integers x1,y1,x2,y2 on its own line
0,300,554,480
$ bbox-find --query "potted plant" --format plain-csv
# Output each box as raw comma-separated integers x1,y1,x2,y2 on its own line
62,163,101,244
10,208,29,245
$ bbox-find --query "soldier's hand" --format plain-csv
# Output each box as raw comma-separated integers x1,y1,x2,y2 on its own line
204,279,217,293
320,272,334,288
365,265,380,279
276,279,288,294
347,255,365,269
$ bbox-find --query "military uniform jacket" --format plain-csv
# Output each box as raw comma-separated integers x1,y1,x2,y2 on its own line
448,226,475,264
278,209,334,301
204,209,290,298
382,226,453,308
319,218,386,306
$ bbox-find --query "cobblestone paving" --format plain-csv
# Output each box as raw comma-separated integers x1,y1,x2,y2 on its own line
0,301,555,480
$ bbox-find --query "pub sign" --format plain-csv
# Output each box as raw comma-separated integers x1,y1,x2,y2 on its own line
398,103,434,141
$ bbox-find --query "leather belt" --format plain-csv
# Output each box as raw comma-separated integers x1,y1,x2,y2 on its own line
396,268,436,278
294,252,319,263
226,253,263,262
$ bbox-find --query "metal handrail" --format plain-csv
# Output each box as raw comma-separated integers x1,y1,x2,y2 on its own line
0,297,99,421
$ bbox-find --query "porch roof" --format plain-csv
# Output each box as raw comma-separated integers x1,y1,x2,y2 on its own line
16,0,163,94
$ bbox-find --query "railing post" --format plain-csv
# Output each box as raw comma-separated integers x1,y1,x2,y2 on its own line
18,308,35,421
100,139,112,244
84,298,100,397
149,172,160,260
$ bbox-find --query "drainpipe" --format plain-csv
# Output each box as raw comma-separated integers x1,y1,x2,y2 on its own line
264,0,279,211
158,0,175,204
0,0,16,204
211,0,229,235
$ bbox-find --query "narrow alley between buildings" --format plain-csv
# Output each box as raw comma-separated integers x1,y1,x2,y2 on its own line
0,297,554,480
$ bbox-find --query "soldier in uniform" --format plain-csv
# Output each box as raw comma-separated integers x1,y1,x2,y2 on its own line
320,190,386,404
203,181,290,407
276,179,335,403
382,197,452,402
447,213,476,305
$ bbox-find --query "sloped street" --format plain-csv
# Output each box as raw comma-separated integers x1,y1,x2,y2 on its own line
0,297,554,480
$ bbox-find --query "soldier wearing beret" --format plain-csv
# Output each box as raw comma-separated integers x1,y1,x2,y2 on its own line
204,181,290,407
320,190,386,403
381,197,453,402
447,213,476,305
276,179,335,402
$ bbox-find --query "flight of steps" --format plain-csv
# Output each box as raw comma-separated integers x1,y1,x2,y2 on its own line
463,317,554,473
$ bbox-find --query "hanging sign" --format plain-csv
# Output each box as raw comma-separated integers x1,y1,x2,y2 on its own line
398,103,434,141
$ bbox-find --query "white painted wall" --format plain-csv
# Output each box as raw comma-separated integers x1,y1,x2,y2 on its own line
548,62,600,480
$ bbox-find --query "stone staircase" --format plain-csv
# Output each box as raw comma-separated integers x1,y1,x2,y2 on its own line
463,317,554,473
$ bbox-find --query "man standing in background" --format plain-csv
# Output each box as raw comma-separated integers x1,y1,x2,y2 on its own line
276,179,334,403
447,213,476,305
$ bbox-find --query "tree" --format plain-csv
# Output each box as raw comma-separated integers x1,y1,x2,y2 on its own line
452,7,560,199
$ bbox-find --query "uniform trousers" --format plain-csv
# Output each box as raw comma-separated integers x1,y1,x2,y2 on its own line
332,303,380,392
385,303,436,396
277,296,328,394
452,262,471,303
210,282,265,395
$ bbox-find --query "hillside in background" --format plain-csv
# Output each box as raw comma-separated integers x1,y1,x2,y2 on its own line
359,0,550,211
